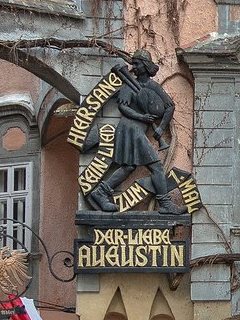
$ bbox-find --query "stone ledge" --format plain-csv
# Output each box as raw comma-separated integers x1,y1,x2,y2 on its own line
0,0,85,19
75,210,191,228
215,0,240,4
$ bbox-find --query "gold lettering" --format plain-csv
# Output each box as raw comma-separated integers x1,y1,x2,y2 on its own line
100,133,115,143
98,147,114,158
74,115,91,131
99,126,115,154
183,190,199,203
128,188,142,203
67,127,86,149
121,245,134,267
86,94,101,111
170,245,184,266
100,124,115,133
70,126,87,139
93,88,109,103
149,246,160,267
162,245,169,267
105,246,120,266
168,169,181,184
78,176,92,195
152,229,162,245
137,229,143,245
122,190,139,208
104,229,114,245
91,157,108,173
76,107,95,122
135,246,148,266
142,229,153,245
87,162,103,178
162,229,171,245
92,245,105,266
84,167,100,184
109,72,123,87
94,229,105,245
78,245,91,267
114,229,125,245
179,178,196,194
128,229,138,245
113,193,131,212
187,199,201,213
99,80,116,95
130,183,149,198
100,142,114,147
113,184,149,212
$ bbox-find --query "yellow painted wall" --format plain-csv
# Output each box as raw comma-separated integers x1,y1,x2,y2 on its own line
76,274,193,320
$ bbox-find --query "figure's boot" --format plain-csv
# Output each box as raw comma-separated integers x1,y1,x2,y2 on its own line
156,193,187,215
91,181,118,212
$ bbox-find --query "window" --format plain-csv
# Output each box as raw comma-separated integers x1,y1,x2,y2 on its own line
0,163,32,251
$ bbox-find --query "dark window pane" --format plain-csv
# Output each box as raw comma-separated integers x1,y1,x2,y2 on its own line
13,202,18,220
13,199,25,222
0,170,7,192
12,225,24,249
0,201,7,224
14,168,26,191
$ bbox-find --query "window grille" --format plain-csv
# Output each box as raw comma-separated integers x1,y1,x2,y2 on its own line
0,163,32,251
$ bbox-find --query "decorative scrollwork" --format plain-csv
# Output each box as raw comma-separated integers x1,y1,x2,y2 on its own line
0,230,33,303
0,218,76,291
50,251,75,282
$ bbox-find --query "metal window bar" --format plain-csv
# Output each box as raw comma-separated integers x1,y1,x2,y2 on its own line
0,163,32,251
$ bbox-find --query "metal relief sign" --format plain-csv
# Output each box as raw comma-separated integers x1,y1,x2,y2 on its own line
67,64,203,214
68,51,204,279
74,227,189,273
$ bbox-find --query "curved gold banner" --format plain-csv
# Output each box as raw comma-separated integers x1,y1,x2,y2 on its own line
78,124,116,196
67,71,122,150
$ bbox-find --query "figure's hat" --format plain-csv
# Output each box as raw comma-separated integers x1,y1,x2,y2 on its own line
132,49,152,62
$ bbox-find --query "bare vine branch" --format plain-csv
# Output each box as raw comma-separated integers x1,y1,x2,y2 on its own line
191,253,240,268
0,38,132,63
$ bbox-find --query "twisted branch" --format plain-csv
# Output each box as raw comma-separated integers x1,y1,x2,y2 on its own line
0,38,132,63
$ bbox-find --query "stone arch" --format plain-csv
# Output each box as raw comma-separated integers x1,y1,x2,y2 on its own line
37,87,73,145
0,44,80,104
0,44,81,146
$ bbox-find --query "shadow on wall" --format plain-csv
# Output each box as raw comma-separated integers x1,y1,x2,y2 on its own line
105,312,174,320
149,289,175,320
151,315,174,320
105,312,127,320
104,287,175,320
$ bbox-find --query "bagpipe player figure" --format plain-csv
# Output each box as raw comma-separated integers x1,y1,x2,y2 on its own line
91,49,186,215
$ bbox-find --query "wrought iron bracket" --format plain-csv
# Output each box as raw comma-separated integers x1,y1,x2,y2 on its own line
0,217,76,303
